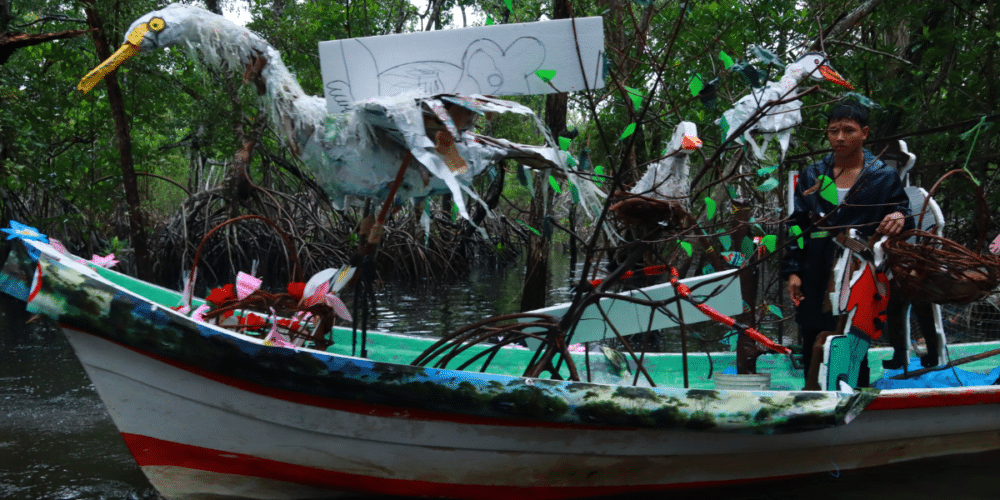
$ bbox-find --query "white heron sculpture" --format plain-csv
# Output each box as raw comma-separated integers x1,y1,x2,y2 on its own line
78,4,602,219
719,52,854,160
629,121,702,209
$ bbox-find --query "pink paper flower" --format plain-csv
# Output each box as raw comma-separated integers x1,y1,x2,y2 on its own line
264,308,296,349
190,304,210,322
990,233,1000,255
89,253,119,268
235,272,262,300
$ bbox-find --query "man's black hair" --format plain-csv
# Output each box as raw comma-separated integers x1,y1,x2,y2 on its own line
827,100,869,127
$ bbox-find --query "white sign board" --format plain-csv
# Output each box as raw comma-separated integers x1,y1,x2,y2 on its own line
318,17,605,113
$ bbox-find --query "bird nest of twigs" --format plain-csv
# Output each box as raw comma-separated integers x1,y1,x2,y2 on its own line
884,230,1000,305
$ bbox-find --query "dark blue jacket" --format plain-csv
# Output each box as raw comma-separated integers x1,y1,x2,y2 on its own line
780,150,913,330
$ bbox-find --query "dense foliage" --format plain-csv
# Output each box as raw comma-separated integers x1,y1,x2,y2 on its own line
1,0,998,285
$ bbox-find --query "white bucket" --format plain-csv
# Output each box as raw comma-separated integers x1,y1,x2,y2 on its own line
713,373,771,391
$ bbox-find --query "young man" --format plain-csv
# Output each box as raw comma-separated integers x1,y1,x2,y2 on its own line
781,101,913,389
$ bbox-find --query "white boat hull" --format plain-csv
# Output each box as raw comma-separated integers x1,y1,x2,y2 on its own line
65,327,1000,500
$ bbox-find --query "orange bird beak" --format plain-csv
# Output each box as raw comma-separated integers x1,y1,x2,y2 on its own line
681,135,703,151
819,65,854,90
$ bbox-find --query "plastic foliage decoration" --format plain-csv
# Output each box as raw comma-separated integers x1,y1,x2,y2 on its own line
704,197,716,221
535,69,556,83
623,86,643,111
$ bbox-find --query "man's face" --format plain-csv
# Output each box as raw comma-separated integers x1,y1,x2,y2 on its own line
827,119,869,155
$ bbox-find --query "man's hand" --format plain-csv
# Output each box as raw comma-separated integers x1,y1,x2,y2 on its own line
877,211,905,236
787,274,804,306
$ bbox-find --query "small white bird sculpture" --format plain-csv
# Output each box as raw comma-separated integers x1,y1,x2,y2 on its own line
77,4,602,219
629,121,702,209
718,52,854,160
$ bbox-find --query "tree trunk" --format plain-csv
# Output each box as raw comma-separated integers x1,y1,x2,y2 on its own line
82,2,152,281
520,0,569,312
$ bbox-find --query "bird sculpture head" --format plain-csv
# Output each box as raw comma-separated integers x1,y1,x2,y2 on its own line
665,121,703,157
784,52,854,90
78,4,246,93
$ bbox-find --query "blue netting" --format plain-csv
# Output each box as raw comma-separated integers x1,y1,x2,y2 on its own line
874,357,1000,389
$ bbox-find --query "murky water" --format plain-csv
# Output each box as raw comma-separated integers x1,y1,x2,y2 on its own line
1,260,999,500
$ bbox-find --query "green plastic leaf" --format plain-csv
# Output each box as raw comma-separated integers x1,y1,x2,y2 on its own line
719,234,732,250
704,197,716,221
702,264,715,275
623,85,643,111
568,181,580,204
678,240,693,257
789,225,804,249
720,115,730,139
726,185,739,199
750,46,785,69
504,0,513,12
768,304,783,319
719,50,734,69
516,165,530,187
741,236,754,257
816,174,838,205
757,165,778,176
567,155,577,168
548,175,562,193
558,136,572,151
451,202,458,222
757,178,779,191
762,234,777,253
486,15,494,25
578,149,592,171
620,122,636,140
535,69,556,83
593,165,605,184
517,220,541,236
689,73,703,96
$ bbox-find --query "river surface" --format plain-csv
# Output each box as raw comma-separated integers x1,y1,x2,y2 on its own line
1,258,999,499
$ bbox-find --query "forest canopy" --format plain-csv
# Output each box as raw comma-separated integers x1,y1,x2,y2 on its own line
1,0,998,287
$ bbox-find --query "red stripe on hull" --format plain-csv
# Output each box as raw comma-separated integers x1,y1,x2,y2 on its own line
62,325,628,431
867,389,1000,410
121,433,798,500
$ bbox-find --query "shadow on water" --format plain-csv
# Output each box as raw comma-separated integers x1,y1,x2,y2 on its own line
2,260,999,499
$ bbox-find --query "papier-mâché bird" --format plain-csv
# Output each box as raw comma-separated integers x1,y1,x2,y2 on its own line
719,52,854,160
77,4,603,219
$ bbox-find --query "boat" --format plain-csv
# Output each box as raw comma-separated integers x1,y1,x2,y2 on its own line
2,225,999,500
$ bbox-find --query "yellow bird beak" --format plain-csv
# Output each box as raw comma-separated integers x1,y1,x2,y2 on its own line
77,21,155,93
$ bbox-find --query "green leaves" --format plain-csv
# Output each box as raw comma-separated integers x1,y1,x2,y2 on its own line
548,175,562,193
757,178,779,191
719,50,734,69
620,122,636,140
592,165,606,185
623,85,644,111
535,69,556,83
719,234,732,250
678,240,693,256
558,136,572,151
504,0,513,12
816,175,838,205
704,197,716,221
789,225,804,249
689,73,704,96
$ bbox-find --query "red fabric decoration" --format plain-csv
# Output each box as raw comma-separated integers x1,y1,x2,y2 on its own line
206,284,235,306
287,282,306,300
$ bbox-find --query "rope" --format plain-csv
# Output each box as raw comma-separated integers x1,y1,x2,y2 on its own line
668,268,791,355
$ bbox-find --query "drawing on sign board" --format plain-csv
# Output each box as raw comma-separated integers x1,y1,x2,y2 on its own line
325,37,545,110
